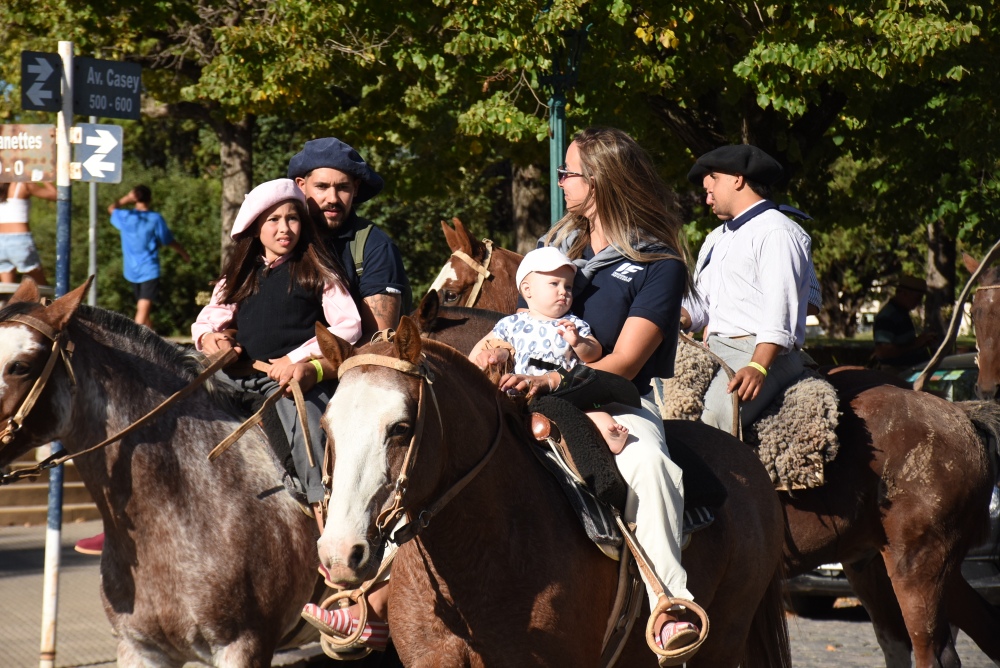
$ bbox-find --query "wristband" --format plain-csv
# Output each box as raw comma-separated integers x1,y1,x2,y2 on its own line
747,361,768,377
309,359,324,383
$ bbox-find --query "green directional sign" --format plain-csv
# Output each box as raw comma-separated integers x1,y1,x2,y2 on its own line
74,57,142,120
0,124,57,182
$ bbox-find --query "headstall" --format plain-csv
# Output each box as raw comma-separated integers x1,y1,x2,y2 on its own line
450,239,494,308
0,315,76,448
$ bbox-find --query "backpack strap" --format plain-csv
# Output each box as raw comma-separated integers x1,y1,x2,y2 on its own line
349,223,375,278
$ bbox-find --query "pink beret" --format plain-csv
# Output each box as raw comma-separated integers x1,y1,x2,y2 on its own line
231,178,307,238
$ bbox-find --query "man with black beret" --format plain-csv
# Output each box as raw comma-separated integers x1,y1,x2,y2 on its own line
288,137,410,338
680,144,814,432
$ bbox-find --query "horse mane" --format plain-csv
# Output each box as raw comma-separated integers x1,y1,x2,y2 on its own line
72,305,204,379
0,301,245,416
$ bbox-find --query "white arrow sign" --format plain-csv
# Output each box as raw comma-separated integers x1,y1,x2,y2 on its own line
27,57,54,82
82,152,115,178
25,57,55,106
26,82,53,107
85,128,119,155
72,123,123,183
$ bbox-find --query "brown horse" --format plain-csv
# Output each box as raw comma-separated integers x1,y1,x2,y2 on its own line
966,253,1000,400
424,247,1000,668
427,218,523,314
0,281,322,667
313,317,790,668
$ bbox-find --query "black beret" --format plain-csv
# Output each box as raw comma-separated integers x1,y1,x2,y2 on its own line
687,144,784,186
287,138,384,204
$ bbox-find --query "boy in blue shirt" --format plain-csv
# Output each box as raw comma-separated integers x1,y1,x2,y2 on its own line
108,185,189,329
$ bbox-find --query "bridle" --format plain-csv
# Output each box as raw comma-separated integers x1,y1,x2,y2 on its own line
317,348,505,653
0,322,236,486
0,314,77,448
449,239,494,308
335,349,505,548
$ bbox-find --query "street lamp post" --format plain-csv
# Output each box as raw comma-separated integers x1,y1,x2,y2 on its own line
541,25,590,225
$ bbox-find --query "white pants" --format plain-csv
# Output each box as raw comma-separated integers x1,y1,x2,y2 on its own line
610,398,693,606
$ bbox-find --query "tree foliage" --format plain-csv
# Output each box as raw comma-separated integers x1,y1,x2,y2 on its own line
3,0,1000,336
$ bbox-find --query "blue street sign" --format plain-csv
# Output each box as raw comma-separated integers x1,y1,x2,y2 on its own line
74,57,142,120
21,51,62,112
71,123,123,184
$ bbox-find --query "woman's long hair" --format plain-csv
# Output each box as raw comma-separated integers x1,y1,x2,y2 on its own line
218,198,348,304
544,127,691,289
0,184,11,204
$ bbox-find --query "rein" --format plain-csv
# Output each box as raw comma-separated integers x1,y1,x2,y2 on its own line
451,239,494,308
0,346,237,486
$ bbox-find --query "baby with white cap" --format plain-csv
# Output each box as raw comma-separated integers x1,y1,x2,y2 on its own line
470,247,629,452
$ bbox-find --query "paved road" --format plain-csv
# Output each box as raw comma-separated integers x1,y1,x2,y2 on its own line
787,601,993,667
1,520,994,666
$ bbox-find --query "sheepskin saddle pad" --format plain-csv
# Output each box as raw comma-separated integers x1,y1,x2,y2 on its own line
527,395,723,560
655,338,842,490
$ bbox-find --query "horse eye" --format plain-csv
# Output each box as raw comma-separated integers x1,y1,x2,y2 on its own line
6,361,30,376
442,290,459,304
389,422,410,438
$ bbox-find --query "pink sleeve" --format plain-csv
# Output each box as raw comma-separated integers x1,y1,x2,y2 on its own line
285,280,363,362
191,280,237,351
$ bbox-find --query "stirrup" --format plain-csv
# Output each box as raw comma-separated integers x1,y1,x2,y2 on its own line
646,596,710,666
304,589,380,661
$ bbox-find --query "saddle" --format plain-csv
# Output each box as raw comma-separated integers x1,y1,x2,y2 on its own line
656,338,841,490
525,393,717,667
526,391,727,558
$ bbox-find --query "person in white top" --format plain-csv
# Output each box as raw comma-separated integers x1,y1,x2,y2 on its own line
680,145,812,432
0,182,56,285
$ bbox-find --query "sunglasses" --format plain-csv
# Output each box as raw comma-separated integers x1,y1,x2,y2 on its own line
556,164,586,183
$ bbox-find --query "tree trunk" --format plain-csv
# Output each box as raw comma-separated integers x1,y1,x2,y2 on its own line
925,219,956,341
217,115,255,269
511,163,549,254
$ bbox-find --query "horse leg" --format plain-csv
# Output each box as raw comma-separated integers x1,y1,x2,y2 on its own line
844,558,912,668
944,572,1000,662
116,640,183,668
880,544,961,668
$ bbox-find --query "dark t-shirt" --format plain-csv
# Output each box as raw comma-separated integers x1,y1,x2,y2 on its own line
324,212,410,313
520,246,686,395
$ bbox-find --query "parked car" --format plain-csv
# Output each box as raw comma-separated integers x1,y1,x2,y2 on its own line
786,353,1000,615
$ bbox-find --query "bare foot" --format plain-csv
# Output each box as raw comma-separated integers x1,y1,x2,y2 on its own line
605,422,629,454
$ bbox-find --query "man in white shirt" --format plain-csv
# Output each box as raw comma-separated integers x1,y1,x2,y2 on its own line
680,144,812,432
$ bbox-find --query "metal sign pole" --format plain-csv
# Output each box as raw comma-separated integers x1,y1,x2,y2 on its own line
39,39,73,668
88,114,97,306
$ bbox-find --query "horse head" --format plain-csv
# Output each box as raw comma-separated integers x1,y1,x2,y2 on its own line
315,316,448,585
964,253,1000,400
428,218,522,313
0,278,90,465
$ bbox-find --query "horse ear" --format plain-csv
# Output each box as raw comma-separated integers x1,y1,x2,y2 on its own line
442,218,472,255
393,316,422,365
9,277,40,305
43,277,93,331
315,323,354,374
414,290,440,333
963,252,980,275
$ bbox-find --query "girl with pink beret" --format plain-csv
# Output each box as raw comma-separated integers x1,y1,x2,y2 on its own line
192,178,362,514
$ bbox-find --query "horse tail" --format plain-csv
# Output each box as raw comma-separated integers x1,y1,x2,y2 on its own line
957,400,1000,482
740,562,791,668
956,400,1000,549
